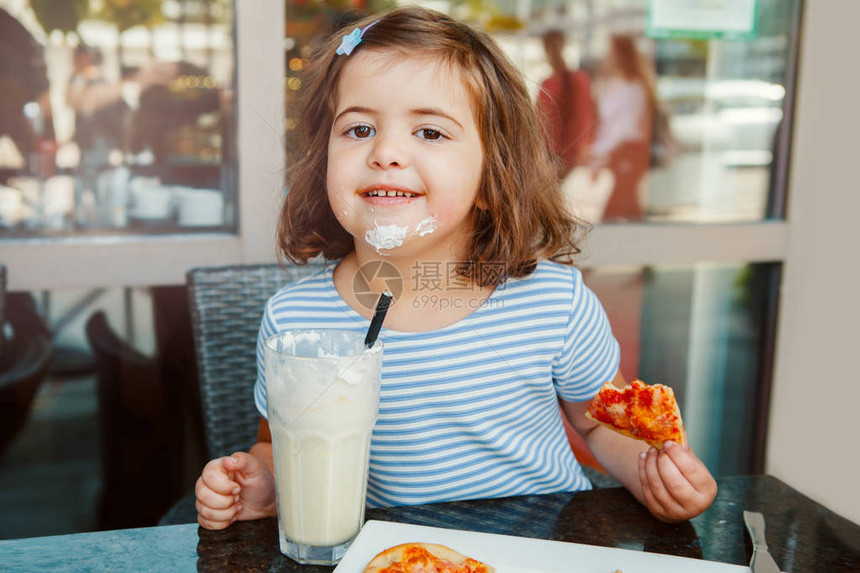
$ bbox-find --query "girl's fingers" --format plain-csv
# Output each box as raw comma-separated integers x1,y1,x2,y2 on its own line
645,447,691,518
201,458,240,495
662,441,716,493
650,443,718,520
226,452,272,484
196,499,240,525
639,449,669,516
197,515,228,530
195,478,237,510
196,455,271,529
654,445,695,508
222,454,244,472
637,452,657,507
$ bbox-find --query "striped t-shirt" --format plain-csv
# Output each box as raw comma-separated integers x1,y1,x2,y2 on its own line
254,260,619,508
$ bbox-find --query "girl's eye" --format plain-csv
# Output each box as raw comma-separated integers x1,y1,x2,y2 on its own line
415,128,445,141
346,124,375,139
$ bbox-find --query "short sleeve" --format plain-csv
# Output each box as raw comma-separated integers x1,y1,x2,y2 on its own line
253,297,278,420
552,269,620,401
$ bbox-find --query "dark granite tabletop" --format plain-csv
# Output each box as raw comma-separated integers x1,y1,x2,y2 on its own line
1,475,858,572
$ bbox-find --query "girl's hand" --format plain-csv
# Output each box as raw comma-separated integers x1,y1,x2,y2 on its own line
195,452,277,530
637,441,717,523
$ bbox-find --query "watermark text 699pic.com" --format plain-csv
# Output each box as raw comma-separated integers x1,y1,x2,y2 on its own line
411,293,503,311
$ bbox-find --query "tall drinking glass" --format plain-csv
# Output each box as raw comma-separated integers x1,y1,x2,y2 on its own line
264,330,382,565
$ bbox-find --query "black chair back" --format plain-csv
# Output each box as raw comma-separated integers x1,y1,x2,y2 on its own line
0,263,6,346
85,310,172,529
0,292,51,459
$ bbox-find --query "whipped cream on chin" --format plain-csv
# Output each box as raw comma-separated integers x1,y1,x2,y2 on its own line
364,216,437,255
365,223,408,253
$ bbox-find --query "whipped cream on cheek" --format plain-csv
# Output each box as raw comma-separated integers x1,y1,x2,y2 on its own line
413,217,437,237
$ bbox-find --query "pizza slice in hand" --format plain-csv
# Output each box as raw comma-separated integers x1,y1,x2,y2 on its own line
586,379,686,449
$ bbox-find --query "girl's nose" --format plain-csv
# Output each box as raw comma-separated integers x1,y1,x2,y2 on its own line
367,133,407,169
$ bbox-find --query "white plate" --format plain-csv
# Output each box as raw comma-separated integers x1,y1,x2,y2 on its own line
334,520,751,573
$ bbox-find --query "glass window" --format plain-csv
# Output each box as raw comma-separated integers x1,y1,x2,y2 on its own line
515,0,798,224
585,262,780,476
0,0,236,239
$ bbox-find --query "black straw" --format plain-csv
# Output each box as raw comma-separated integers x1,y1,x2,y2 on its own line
364,290,393,348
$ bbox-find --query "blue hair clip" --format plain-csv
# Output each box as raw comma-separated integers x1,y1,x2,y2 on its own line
336,20,379,56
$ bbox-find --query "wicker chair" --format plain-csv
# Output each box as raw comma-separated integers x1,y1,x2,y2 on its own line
159,261,327,525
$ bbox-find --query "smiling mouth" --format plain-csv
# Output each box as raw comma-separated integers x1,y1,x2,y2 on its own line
362,189,421,198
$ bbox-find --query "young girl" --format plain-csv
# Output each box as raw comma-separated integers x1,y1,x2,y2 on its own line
195,6,716,530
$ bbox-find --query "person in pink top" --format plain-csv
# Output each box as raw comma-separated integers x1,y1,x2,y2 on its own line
590,35,655,221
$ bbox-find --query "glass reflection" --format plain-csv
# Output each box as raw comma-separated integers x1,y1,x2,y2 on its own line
585,263,781,476
0,0,235,239
524,0,797,224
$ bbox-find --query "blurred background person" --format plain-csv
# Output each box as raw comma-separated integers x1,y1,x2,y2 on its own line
66,49,179,164
536,29,597,180
126,60,212,169
65,43,130,165
590,35,654,222
0,7,55,178
66,49,178,228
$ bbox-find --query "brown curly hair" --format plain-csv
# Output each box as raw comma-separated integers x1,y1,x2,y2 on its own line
278,6,588,287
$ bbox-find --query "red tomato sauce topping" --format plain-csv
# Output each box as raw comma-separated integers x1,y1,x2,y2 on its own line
587,380,683,444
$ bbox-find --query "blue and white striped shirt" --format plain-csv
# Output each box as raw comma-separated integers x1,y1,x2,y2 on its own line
254,260,619,508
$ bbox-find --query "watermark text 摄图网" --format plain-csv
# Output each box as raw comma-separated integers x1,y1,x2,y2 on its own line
410,261,507,292
354,260,508,310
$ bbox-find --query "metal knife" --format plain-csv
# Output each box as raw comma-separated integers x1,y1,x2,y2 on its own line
743,510,782,573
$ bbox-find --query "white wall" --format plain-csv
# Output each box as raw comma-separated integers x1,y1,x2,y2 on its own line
768,1,860,524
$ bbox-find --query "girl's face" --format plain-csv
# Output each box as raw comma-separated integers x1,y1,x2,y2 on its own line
327,50,484,260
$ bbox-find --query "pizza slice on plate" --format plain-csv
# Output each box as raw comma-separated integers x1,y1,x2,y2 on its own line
362,542,495,573
586,379,686,449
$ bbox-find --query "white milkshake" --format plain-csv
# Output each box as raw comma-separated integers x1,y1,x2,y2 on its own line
265,330,382,565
